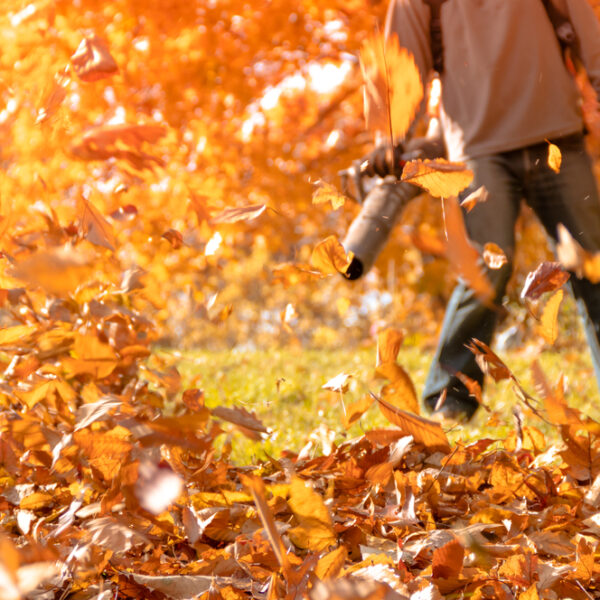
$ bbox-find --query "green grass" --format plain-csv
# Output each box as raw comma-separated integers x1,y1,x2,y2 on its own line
163,333,600,465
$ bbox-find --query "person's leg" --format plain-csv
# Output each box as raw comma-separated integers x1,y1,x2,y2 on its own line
524,133,600,386
423,152,523,417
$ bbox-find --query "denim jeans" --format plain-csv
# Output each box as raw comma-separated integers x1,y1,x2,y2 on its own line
423,132,600,409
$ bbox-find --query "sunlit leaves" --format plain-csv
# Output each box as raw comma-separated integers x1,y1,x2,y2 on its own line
482,242,508,270
312,180,347,210
521,261,570,300
211,204,267,224
401,159,473,198
460,185,489,212
360,32,423,144
538,289,563,345
78,196,117,251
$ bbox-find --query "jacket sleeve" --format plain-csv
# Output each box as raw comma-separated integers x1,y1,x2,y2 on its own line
561,0,600,100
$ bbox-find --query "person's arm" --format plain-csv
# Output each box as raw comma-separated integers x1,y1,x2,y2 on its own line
562,0,600,100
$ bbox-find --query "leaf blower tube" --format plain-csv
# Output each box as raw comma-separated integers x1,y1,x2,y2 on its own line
342,180,420,280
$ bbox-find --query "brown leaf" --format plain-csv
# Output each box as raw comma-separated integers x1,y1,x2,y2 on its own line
574,538,594,582
310,236,353,276
466,339,512,382
211,405,270,440
375,394,451,453
431,538,464,579
78,195,117,251
547,142,562,173
360,32,423,144
401,159,473,198
538,288,563,345
239,473,290,571
460,185,489,212
162,229,184,249
312,181,347,210
520,261,570,300
211,204,267,224
376,363,420,415
71,34,118,82
482,242,508,270
86,516,148,553
497,552,538,588
443,196,494,302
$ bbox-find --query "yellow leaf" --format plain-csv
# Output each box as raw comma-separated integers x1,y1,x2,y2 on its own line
288,476,335,551
538,288,563,345
518,585,539,600
401,159,473,198
575,538,594,582
547,142,562,173
444,197,494,302
556,223,600,282
312,181,347,210
310,236,353,276
0,325,38,347
376,394,451,453
376,362,420,415
482,242,508,270
315,545,347,580
20,492,54,510
360,32,423,144
376,327,404,366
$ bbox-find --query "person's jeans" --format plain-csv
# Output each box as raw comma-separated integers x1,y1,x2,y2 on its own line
423,132,600,409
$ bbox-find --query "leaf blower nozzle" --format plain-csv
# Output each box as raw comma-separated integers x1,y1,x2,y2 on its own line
342,181,420,280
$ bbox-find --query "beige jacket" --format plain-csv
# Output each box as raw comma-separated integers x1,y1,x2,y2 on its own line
385,0,600,161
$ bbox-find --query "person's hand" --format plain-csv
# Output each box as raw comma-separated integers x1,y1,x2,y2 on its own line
403,136,445,160
360,143,404,178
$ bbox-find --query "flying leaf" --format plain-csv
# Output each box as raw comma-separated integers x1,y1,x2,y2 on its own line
521,261,570,300
36,70,70,124
547,142,562,173
375,393,451,453
538,288,563,345
211,204,267,224
312,181,347,210
460,185,489,212
401,159,473,198
466,339,512,382
322,372,351,393
71,34,118,82
360,32,423,144
376,327,404,366
0,324,38,347
556,223,600,282
376,362,420,415
310,236,353,276
482,243,508,270
343,394,375,428
162,229,184,249
78,195,117,251
443,196,494,302
211,405,270,440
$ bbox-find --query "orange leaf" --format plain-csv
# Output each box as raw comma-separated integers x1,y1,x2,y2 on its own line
0,325,38,347
211,204,267,224
547,142,562,173
557,223,600,282
71,34,118,82
401,159,473,198
343,394,374,428
518,585,540,600
314,545,347,580
538,288,563,345
78,196,117,251
375,394,451,453
432,538,464,579
310,236,353,276
376,362,420,415
360,32,423,144
376,327,404,366
443,196,494,302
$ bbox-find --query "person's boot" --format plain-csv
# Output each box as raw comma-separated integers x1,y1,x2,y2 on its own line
424,392,479,421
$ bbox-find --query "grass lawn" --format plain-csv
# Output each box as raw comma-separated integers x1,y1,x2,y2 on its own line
166,324,600,464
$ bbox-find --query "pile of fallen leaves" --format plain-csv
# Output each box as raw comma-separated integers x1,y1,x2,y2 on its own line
1,282,600,600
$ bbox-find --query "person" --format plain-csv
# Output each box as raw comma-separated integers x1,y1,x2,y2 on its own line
371,0,600,420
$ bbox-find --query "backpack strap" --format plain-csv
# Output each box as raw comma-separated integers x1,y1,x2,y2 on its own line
423,0,448,74
541,0,582,66
423,0,581,75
